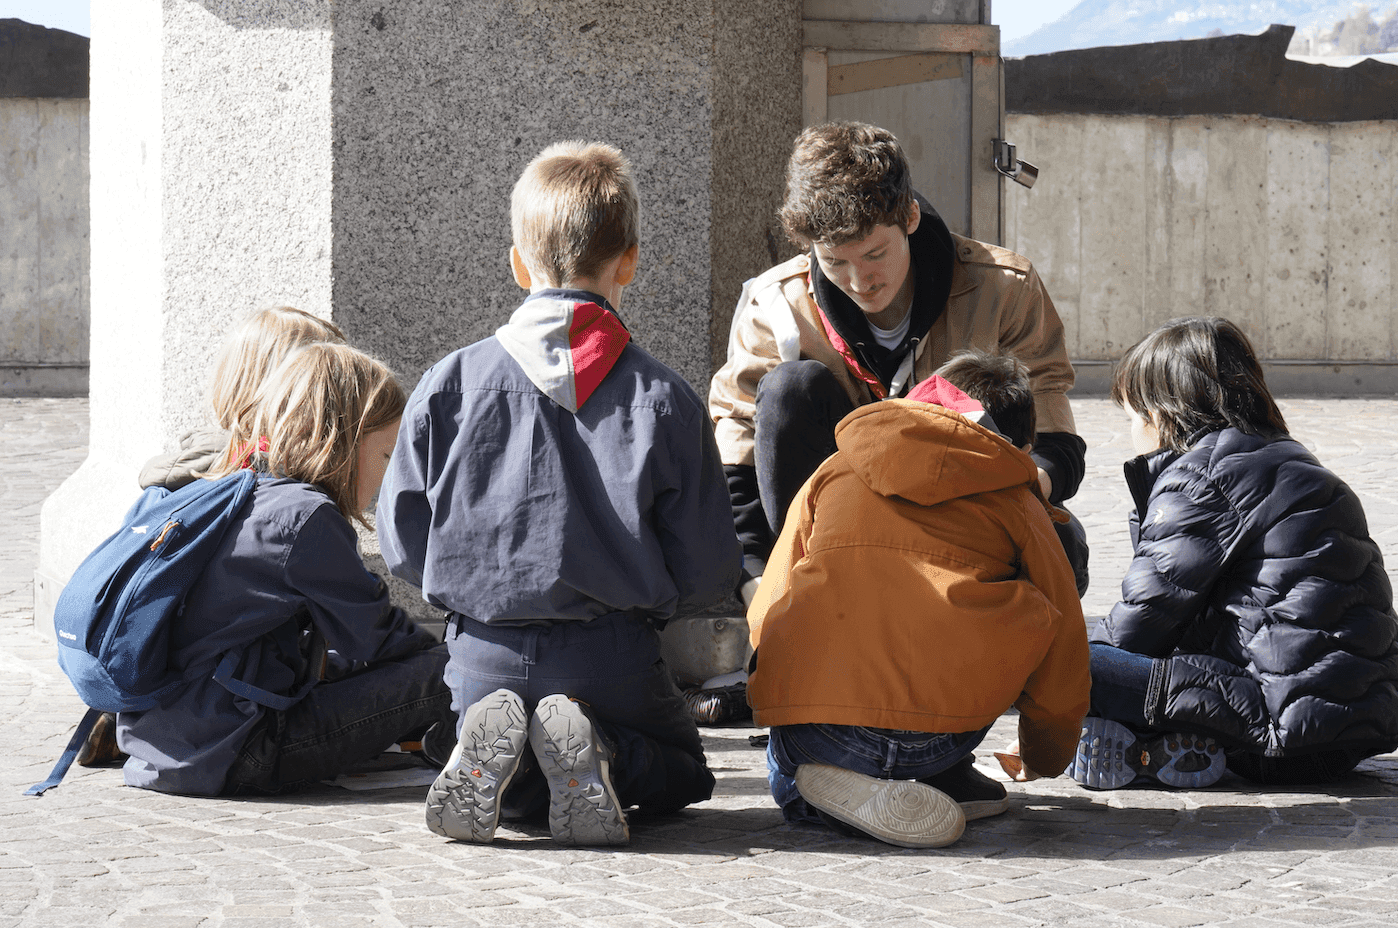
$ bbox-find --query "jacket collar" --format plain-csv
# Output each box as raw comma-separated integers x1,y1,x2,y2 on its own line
497,290,632,413
1123,444,1184,516
524,288,629,330
947,242,978,299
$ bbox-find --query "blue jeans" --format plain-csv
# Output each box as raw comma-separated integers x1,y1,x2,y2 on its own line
1087,642,1158,728
224,642,454,794
767,723,989,824
444,612,714,816
1087,642,1368,785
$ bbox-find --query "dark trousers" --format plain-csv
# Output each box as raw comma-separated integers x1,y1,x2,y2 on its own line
444,612,715,816
225,642,454,794
1088,642,1368,785
755,359,1089,593
753,360,855,539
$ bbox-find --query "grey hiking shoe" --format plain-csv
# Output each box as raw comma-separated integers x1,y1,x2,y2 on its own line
528,694,629,846
1067,717,1225,789
795,764,966,849
425,689,529,843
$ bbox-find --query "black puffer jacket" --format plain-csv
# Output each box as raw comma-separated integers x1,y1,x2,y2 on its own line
1092,427,1398,758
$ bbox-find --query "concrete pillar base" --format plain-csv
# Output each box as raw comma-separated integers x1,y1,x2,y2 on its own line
34,456,144,637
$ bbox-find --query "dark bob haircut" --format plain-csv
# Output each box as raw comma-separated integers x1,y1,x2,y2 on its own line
1111,316,1288,453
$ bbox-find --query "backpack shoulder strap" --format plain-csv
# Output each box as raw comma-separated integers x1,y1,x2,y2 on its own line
26,707,104,797
212,649,320,712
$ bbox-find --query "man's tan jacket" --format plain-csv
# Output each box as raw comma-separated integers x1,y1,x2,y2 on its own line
709,235,1076,468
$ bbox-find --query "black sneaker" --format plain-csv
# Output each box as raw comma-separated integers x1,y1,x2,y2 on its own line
529,695,629,846
920,755,1010,821
425,689,529,843
682,683,753,725
415,720,458,768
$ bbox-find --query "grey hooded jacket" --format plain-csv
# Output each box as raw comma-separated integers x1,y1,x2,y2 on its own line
377,289,740,626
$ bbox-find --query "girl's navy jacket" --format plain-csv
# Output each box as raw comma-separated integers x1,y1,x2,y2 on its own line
1093,427,1398,759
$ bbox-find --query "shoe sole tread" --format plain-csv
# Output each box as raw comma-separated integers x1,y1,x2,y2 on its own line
1068,718,1226,790
1068,718,1140,789
425,689,528,843
1150,732,1226,788
529,695,629,846
795,764,965,848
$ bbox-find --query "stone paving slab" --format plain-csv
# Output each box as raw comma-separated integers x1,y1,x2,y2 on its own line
2,396,1397,927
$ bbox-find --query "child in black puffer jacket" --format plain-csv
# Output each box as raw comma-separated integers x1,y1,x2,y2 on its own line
1074,316,1398,789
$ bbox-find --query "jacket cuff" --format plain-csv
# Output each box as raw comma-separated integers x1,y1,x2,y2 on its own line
725,463,775,561
741,554,766,586
1032,431,1087,504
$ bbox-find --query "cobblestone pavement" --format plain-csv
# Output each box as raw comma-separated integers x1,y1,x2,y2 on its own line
3,396,1398,928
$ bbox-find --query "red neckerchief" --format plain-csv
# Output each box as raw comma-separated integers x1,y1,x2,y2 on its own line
234,436,270,469
810,274,887,399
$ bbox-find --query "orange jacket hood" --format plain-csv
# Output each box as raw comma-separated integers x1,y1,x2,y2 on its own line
835,397,1043,510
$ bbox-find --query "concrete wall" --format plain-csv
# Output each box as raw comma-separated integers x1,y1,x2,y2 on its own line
1004,26,1398,394
0,21,89,397
1005,113,1398,393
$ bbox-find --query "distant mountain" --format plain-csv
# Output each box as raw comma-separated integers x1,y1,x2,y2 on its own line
1004,1,1395,57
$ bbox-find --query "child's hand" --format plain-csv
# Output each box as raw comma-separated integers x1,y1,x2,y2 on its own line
993,741,1042,782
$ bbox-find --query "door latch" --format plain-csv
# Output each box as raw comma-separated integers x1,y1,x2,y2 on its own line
992,139,1038,189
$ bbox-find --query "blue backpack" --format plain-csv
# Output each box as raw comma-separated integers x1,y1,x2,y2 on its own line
27,469,259,796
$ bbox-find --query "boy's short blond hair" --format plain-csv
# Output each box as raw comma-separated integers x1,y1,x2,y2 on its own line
511,141,640,287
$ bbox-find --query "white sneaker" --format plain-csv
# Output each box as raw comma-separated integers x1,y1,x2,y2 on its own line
795,764,966,848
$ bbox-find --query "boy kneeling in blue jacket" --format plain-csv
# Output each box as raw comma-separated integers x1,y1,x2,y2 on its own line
377,142,741,846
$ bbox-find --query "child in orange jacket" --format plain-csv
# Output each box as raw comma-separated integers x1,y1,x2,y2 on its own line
747,351,1090,848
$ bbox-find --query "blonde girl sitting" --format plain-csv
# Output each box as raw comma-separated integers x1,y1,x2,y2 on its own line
117,343,454,795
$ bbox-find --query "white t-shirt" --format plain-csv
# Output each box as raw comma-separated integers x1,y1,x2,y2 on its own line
868,311,911,351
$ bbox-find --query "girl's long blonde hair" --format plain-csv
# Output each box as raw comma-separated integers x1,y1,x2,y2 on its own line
208,306,346,438
209,343,405,527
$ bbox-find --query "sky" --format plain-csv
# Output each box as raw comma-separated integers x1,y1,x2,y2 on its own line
0,0,89,35
995,0,1082,44
1,0,1078,45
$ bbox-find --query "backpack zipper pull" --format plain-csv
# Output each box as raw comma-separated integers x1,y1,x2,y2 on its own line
149,521,178,552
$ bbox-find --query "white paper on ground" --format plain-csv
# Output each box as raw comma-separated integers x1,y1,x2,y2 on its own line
328,766,440,790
